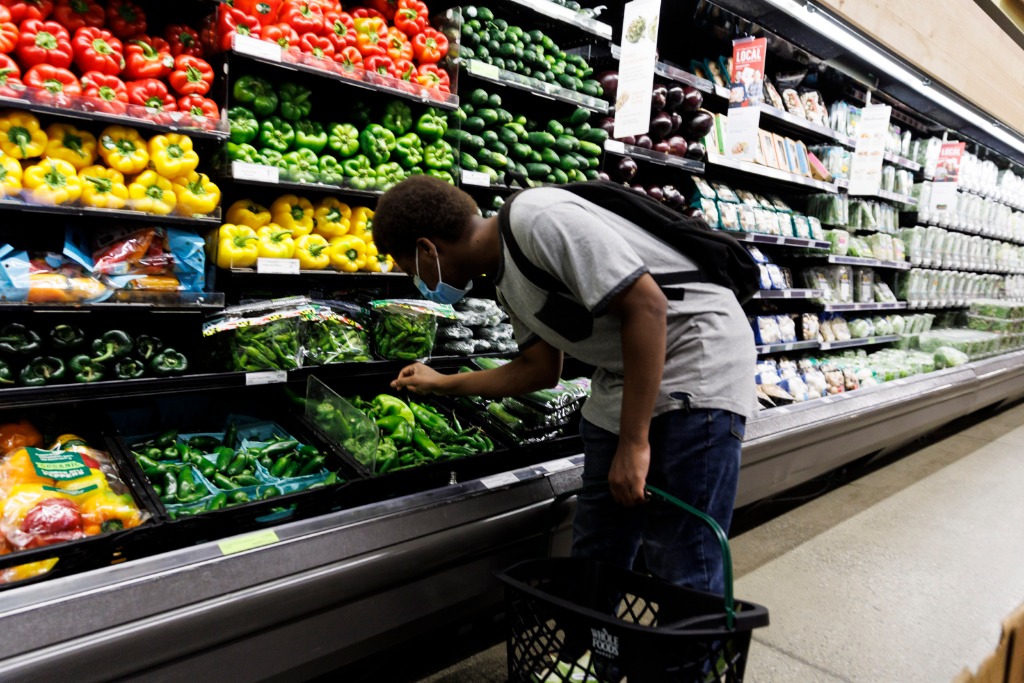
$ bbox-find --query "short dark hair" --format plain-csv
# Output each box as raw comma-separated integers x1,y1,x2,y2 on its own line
373,176,478,258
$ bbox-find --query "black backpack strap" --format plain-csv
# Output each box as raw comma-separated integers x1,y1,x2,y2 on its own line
497,191,570,295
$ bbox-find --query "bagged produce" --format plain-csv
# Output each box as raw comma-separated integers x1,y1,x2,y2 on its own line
371,300,455,361
302,303,372,366
203,297,318,371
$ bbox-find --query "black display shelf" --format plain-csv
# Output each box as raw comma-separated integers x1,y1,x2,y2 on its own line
221,161,383,200
756,104,839,143
755,340,820,355
818,334,901,351
609,46,717,95
0,292,225,312
0,197,222,226
752,289,823,299
603,140,705,173
483,0,614,41
725,231,832,250
461,59,609,113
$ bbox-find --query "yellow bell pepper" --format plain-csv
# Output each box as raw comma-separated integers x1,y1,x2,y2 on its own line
313,197,351,239
149,133,200,179
79,489,142,535
216,224,259,268
328,235,367,272
226,199,271,228
2,559,60,584
256,224,295,259
172,171,221,216
349,206,374,242
0,153,22,198
0,110,47,160
362,241,395,273
0,448,53,489
128,170,177,215
97,125,149,175
22,158,83,205
53,468,111,497
78,166,128,209
295,234,330,270
44,123,98,170
270,194,314,236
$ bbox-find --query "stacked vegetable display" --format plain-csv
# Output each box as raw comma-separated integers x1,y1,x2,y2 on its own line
0,111,220,214
0,322,189,386
0,0,218,120
214,192,392,273
459,5,603,97
450,86,605,186
227,75,455,189
212,0,451,95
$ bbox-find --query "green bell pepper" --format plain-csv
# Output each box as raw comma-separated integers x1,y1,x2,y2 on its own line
393,133,423,169
0,359,13,385
382,100,413,136
294,120,327,153
259,148,287,170
259,117,295,154
91,330,133,362
342,155,377,190
318,154,344,183
232,75,278,117
0,323,41,355
151,348,188,376
359,124,396,165
278,83,313,121
408,166,424,175
70,354,105,383
327,122,360,158
228,106,259,145
415,108,448,143
347,101,373,128
19,356,65,386
372,394,415,425
374,162,406,191
226,142,261,164
426,169,455,184
423,139,455,170
114,358,146,380
282,148,319,182
49,324,85,350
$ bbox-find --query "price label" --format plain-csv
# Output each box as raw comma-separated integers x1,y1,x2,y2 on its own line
232,34,282,62
232,161,279,183
461,170,491,187
219,530,279,555
480,472,519,489
257,257,300,274
604,139,626,154
819,342,832,351
783,343,794,351
782,290,792,298
539,459,576,474
246,370,288,386
775,236,787,245
471,60,500,80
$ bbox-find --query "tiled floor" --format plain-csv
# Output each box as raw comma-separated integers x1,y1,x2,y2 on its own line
415,401,1024,683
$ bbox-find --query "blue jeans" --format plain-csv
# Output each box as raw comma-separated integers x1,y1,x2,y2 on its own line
571,409,744,595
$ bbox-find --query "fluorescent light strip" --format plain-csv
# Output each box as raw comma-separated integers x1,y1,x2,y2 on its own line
758,0,1024,156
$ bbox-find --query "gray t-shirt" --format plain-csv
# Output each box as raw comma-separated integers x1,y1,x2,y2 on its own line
494,187,758,434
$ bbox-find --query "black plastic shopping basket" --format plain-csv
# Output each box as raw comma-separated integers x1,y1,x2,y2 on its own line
497,485,769,683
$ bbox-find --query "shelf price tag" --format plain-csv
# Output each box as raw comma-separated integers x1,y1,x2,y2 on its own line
246,370,288,386
257,257,300,274
219,530,280,555
539,459,576,474
232,34,282,62
480,472,520,489
604,139,626,154
232,161,279,184
461,170,490,187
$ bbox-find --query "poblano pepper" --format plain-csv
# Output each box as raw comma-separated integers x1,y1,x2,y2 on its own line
393,133,423,169
49,324,85,350
415,108,448,143
151,348,188,375
70,354,105,383
20,357,65,386
327,122,360,158
92,330,133,362
259,117,295,154
0,360,13,385
294,120,327,153
0,324,41,355
134,335,163,362
359,124,396,165
115,358,146,379
382,100,413,135
278,83,313,120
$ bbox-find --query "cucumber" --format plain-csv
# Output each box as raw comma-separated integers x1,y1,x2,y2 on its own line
528,149,543,163
555,73,575,89
558,154,580,172
578,140,603,157
550,168,569,184
469,88,490,107
547,120,564,136
527,131,556,148
494,108,514,125
554,135,580,154
581,128,609,145
569,107,591,126
477,164,499,183
459,152,479,171
462,135,485,154
504,122,528,138
487,140,509,156
481,130,499,145
444,128,470,145
525,163,552,179
488,92,502,108
476,108,500,126
540,147,561,165
497,127,519,145
509,142,533,160
464,116,486,133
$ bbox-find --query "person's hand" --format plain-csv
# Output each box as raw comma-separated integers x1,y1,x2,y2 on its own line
391,362,449,394
608,441,650,507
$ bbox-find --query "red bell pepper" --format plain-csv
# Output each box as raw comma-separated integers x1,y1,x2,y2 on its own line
414,62,449,92
71,27,123,75
52,0,103,30
0,20,17,54
234,0,281,26
278,1,324,36
178,93,218,119
24,63,79,99
298,32,332,60
0,50,17,76
322,10,353,52
262,22,298,49
80,70,127,113
385,26,411,62
333,44,361,70
105,0,146,40
354,21,385,58
124,35,173,79
217,6,261,52
395,0,427,37
393,57,415,81
2,0,53,23
165,24,202,57
20,498,85,548
168,54,213,95
0,67,22,98
17,19,71,68
364,54,395,78
411,26,446,64
362,0,397,21
350,7,385,21
126,77,175,111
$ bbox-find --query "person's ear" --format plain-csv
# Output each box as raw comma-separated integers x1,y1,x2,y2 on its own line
416,238,437,258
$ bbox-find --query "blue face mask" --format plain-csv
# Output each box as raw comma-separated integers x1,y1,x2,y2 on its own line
413,250,472,305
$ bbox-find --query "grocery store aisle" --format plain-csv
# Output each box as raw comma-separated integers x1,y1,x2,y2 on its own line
407,401,1024,683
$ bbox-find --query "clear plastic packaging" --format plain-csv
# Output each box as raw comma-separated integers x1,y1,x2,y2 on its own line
371,300,455,361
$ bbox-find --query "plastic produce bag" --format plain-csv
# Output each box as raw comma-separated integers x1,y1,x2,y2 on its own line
203,297,318,371
371,300,455,361
475,324,514,341
436,323,474,341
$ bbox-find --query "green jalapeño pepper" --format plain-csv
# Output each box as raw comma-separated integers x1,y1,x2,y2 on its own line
49,324,85,351
393,133,423,169
278,83,313,120
226,142,261,164
232,75,278,117
318,154,344,183
426,169,454,184
259,117,295,154
423,139,455,170
134,335,163,362
359,124,396,165
327,122,360,158
416,108,448,143
382,100,413,136
115,358,146,379
342,154,377,190
228,106,259,145
282,148,319,182
92,330,133,362
151,348,188,375
0,324,41,355
70,354,105,383
20,356,65,386
374,162,406,191
0,359,13,385
294,120,327,153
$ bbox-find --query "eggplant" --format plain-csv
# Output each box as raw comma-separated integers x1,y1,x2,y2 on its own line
685,141,707,160
662,185,686,209
597,171,611,181
646,185,665,201
668,112,683,135
649,111,673,138
597,116,616,134
681,86,703,112
682,206,706,220
666,135,688,156
635,135,653,149
665,85,685,111
597,71,619,100
619,135,636,145
615,156,638,182
682,110,714,139
652,84,668,111
629,184,647,197
654,141,671,154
